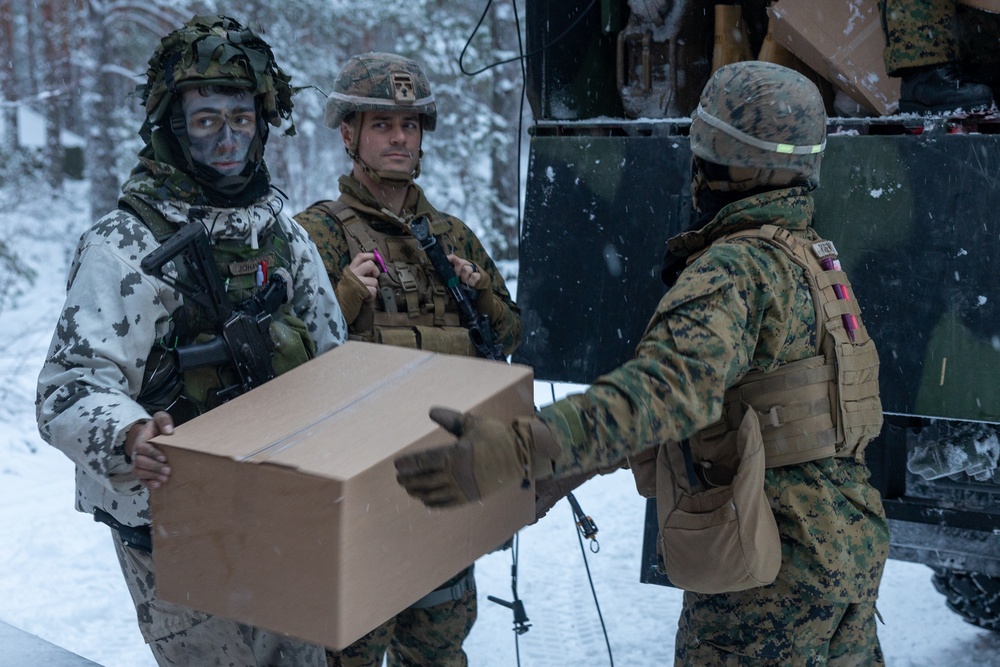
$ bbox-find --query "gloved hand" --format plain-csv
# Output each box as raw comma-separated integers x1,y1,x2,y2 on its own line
395,407,538,508
534,470,596,521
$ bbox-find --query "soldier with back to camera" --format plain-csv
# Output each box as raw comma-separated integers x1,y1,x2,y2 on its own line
396,61,889,666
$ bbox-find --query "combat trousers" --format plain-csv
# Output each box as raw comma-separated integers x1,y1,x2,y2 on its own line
881,0,1000,75
327,567,477,667
674,587,883,667
112,530,327,667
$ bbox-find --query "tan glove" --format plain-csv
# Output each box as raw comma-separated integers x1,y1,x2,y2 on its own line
395,407,552,508
465,269,506,324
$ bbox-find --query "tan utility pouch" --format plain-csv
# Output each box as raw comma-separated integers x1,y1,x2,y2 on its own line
375,325,475,356
628,446,658,498
656,407,781,594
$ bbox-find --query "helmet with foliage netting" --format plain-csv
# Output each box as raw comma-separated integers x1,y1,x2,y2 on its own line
690,61,826,187
139,14,293,131
324,52,436,131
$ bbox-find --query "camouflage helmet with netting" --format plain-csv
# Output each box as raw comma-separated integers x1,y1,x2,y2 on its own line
139,14,293,131
324,52,436,131
690,61,826,186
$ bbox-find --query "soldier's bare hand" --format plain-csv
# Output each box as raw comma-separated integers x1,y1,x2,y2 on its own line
348,252,380,301
125,411,174,489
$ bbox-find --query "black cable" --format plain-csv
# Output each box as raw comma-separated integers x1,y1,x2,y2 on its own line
458,0,602,243
487,532,531,665
458,0,601,76
514,1,526,242
514,534,523,665
570,495,614,667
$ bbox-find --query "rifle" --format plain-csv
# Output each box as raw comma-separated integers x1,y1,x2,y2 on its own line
409,215,505,361
140,222,288,403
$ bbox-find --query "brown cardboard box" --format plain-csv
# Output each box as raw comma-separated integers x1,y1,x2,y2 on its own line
767,0,900,116
958,0,1000,12
149,341,535,649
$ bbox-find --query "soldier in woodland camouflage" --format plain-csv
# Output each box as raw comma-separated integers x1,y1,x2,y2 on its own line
396,62,889,665
35,15,345,666
294,52,520,667
879,0,1000,113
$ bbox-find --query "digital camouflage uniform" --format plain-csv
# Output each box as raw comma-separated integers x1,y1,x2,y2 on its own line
295,175,520,356
35,15,346,667
298,52,519,667
391,61,889,665
879,0,1000,75
297,174,519,667
523,63,890,665
538,187,889,665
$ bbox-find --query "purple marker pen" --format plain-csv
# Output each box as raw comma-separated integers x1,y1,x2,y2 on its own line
818,255,858,342
372,247,388,273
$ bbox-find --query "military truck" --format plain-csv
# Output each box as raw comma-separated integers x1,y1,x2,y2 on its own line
512,0,1000,631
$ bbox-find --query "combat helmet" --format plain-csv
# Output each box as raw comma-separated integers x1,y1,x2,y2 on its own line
324,52,436,184
137,15,294,203
690,61,826,190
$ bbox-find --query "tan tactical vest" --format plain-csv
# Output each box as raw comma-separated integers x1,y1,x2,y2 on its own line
309,200,476,357
631,223,882,594
689,224,883,469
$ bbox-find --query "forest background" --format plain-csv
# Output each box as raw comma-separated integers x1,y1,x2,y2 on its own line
0,0,524,268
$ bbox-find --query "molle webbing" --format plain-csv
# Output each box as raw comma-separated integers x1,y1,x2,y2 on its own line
128,197,308,419
309,200,469,349
720,355,839,468
707,224,882,466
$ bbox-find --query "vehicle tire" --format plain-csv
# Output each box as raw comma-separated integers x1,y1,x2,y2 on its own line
932,568,1000,632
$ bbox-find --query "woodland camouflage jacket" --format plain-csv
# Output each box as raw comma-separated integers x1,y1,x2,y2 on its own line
294,175,521,356
539,187,888,603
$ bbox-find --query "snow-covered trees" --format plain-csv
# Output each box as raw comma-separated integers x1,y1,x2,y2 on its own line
0,0,527,257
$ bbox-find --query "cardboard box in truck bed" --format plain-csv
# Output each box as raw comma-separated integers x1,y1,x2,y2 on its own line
150,341,535,649
768,0,901,115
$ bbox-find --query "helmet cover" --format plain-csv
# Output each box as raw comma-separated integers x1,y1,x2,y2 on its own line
140,15,293,130
324,52,436,131
690,61,826,185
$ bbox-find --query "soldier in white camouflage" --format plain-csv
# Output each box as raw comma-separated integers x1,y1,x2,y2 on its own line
294,52,520,667
396,61,890,665
35,15,346,666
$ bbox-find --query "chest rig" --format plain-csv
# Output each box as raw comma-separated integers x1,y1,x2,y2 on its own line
309,200,476,357
122,194,315,422
691,224,883,470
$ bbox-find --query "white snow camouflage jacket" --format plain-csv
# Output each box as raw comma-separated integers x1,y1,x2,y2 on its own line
36,185,347,527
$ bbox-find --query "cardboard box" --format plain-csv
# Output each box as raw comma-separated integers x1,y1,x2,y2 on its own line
149,341,535,649
958,0,1000,12
768,0,900,116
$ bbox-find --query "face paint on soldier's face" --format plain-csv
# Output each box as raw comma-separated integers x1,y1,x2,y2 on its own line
181,89,257,176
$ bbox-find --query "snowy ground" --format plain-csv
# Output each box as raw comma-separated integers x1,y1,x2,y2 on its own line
3,187,1000,666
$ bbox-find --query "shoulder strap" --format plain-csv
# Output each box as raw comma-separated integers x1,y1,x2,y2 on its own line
118,193,178,242
306,198,354,224
309,198,392,260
